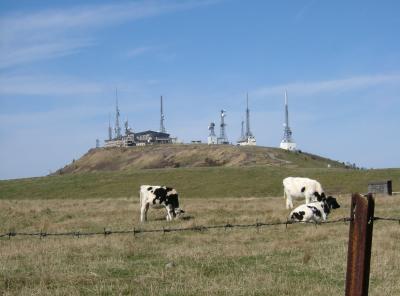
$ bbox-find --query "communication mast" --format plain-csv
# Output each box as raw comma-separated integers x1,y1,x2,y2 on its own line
114,88,122,139
280,90,297,151
245,93,253,137
159,96,166,133
218,110,229,144
108,113,113,141
240,120,245,140
237,94,256,146
207,122,217,144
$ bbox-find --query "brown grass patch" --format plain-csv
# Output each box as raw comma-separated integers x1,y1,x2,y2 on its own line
0,195,399,295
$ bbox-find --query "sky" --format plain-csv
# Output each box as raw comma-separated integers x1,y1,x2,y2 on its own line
0,0,399,180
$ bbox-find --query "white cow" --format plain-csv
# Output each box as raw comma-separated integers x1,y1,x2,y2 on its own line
283,177,324,209
139,185,184,222
288,193,340,223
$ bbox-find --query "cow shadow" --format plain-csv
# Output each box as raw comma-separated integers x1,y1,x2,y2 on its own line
153,215,194,221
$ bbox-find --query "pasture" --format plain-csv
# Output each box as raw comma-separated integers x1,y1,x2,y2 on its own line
1,194,399,295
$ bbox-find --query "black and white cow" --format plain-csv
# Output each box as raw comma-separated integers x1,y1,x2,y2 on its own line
288,193,340,223
139,185,184,222
283,177,324,209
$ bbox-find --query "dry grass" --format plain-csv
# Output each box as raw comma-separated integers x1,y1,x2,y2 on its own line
1,195,399,295
56,145,345,175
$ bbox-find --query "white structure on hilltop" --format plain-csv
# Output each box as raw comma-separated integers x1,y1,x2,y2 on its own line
217,110,229,144
208,110,229,145
159,95,166,133
237,93,256,146
280,90,297,151
207,122,217,144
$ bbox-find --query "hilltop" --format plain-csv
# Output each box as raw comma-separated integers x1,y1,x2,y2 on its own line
1,144,399,200
55,144,346,175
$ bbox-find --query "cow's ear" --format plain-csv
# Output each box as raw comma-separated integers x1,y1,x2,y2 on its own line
314,192,323,201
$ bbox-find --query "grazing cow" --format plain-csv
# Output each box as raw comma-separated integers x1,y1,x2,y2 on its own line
139,185,184,222
283,177,324,209
288,193,340,223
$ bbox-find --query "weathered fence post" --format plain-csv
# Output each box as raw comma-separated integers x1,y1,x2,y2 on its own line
345,193,375,296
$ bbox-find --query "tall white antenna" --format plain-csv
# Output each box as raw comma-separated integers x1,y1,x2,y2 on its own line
280,90,296,150
159,95,166,133
218,110,228,144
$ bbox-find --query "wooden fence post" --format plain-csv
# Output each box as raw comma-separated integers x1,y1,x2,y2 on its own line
345,193,375,296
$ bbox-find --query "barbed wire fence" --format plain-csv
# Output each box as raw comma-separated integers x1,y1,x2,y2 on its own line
1,216,398,240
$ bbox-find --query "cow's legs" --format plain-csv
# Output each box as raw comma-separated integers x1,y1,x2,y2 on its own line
166,205,174,221
140,203,149,222
285,191,293,209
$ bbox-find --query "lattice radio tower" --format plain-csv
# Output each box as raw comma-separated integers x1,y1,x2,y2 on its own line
108,113,113,140
280,90,297,150
219,110,228,143
159,96,166,133
245,93,253,137
114,88,122,139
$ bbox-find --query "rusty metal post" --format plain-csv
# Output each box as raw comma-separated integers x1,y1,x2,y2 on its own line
345,193,375,296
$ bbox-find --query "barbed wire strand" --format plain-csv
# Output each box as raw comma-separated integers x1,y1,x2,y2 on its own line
0,216,398,240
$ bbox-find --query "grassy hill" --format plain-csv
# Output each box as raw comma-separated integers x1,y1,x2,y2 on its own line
54,144,346,174
0,145,399,200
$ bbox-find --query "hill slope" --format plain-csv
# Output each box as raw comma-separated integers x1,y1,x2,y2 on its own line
55,144,346,174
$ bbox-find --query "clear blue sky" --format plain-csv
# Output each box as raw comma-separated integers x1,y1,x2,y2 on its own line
1,0,399,180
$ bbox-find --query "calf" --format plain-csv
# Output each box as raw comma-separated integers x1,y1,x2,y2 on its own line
283,177,324,209
288,193,340,223
139,185,184,222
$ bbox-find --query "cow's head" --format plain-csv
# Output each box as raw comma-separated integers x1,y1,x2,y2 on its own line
326,196,340,209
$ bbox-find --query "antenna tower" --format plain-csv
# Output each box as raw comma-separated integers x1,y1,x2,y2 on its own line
208,122,216,137
283,90,293,142
114,89,122,139
240,120,245,140
124,118,130,136
280,90,296,150
160,96,166,133
245,93,253,137
219,110,228,143
108,113,113,140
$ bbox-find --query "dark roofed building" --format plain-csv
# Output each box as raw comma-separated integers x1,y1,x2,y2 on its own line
134,130,172,145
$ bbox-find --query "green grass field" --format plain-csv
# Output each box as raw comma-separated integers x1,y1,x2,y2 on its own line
1,166,399,200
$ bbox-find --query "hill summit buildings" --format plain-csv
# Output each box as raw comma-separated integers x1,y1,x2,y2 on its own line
207,94,257,146
104,93,175,147
103,90,297,150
